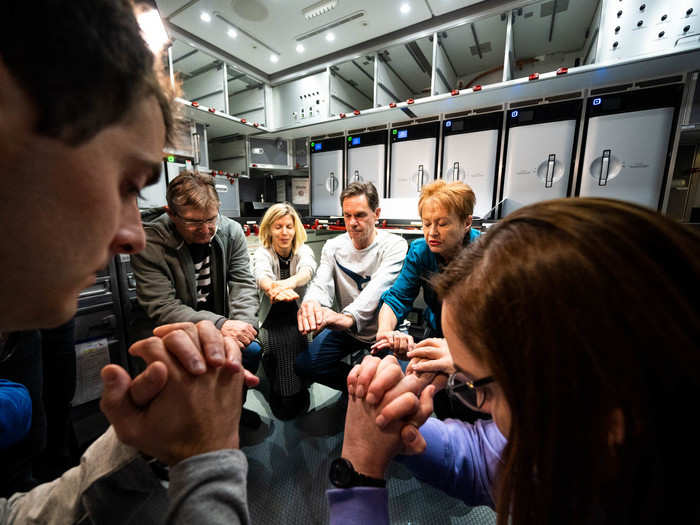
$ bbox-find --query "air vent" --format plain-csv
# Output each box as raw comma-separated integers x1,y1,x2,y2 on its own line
546,91,582,102
392,120,413,127
510,98,543,109
302,0,338,20
416,115,439,123
474,105,504,114
636,75,683,88
445,110,472,119
296,10,365,42
368,124,387,131
590,83,633,95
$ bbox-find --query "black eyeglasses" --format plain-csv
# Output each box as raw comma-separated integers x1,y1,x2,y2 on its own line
447,372,496,412
173,210,219,227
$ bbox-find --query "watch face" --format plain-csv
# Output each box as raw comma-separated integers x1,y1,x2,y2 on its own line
329,458,354,488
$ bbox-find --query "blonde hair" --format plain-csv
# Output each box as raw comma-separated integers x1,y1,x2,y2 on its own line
418,180,476,222
259,203,307,254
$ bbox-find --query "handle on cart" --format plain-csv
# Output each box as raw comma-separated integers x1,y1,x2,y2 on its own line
417,165,424,192
353,170,360,182
598,149,611,186
328,172,338,195
453,162,460,181
545,154,555,188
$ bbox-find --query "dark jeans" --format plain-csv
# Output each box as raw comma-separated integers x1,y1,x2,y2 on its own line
295,329,371,393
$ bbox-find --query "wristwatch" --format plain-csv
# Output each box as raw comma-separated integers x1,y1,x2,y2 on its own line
329,457,386,488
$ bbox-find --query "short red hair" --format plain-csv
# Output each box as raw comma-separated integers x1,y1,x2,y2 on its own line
418,180,476,222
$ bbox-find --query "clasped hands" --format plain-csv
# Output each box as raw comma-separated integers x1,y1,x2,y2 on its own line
265,278,300,304
100,320,258,466
340,339,455,479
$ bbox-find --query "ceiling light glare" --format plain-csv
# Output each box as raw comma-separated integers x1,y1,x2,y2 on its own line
227,27,237,38
200,11,211,22
400,3,411,14
302,0,338,20
137,9,169,54
270,54,279,63
296,44,305,53
326,32,335,42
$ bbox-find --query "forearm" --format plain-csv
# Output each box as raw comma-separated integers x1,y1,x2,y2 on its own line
288,267,313,289
376,304,398,334
168,449,250,525
258,276,274,294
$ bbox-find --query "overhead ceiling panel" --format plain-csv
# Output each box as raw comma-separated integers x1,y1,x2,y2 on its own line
427,0,490,16
513,0,599,59
156,0,433,75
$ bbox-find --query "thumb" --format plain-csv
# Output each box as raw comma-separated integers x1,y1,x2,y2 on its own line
100,364,141,445
400,424,427,455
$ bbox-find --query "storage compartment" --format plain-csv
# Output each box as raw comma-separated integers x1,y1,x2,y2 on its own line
347,130,387,196
310,137,345,216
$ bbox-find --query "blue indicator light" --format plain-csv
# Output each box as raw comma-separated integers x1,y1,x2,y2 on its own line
351,137,361,145
511,110,519,118
314,142,322,151
445,120,452,128
397,129,408,139
593,97,602,106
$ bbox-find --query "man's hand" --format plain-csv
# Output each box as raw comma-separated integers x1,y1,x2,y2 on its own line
341,356,435,478
221,319,257,347
297,300,325,334
101,335,245,466
371,330,415,357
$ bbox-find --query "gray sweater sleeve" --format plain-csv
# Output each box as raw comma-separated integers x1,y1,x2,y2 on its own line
167,449,250,525
225,223,259,328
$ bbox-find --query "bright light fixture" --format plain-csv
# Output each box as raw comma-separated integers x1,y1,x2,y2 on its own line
326,32,335,42
400,3,411,14
227,28,237,38
270,54,279,63
296,44,305,53
200,11,211,22
137,9,169,54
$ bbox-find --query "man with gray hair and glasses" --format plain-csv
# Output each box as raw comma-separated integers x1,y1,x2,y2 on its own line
132,172,262,424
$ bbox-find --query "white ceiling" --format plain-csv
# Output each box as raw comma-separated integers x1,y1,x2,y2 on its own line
156,0,490,75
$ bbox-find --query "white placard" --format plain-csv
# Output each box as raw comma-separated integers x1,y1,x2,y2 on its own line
71,338,110,406
291,178,310,205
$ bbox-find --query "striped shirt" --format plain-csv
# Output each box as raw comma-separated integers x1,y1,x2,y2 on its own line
188,242,214,312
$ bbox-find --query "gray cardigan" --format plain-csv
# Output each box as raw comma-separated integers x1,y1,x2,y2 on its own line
252,244,317,326
132,212,258,329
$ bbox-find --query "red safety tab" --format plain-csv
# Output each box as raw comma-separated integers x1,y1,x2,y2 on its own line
407,98,415,104
253,122,259,127
556,67,568,75
353,109,360,115
389,102,397,108
240,118,247,123
451,89,459,96
191,101,200,107
528,73,539,80
251,163,257,167
473,85,482,92
339,113,346,118
208,107,216,113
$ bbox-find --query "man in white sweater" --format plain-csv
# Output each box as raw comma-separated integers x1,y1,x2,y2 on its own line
296,182,408,393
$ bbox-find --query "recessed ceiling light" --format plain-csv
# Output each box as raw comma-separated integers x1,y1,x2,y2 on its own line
296,44,305,53
227,28,237,38
270,54,279,63
400,3,411,14
200,11,211,22
137,9,169,54
326,32,335,42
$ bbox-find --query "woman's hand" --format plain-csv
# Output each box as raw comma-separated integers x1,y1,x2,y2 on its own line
371,330,415,357
406,338,454,391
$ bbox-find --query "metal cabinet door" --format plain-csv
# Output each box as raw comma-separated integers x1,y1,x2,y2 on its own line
389,138,437,198
214,175,240,217
502,119,577,217
138,163,168,209
442,129,500,218
579,107,674,209
347,144,385,195
311,150,343,216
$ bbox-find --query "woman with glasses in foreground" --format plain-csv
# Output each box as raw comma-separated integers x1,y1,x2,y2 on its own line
253,203,317,419
330,198,700,525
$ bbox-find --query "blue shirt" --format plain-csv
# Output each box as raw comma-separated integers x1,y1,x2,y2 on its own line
0,379,32,449
380,229,481,336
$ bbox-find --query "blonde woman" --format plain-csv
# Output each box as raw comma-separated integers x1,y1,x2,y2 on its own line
254,203,317,419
